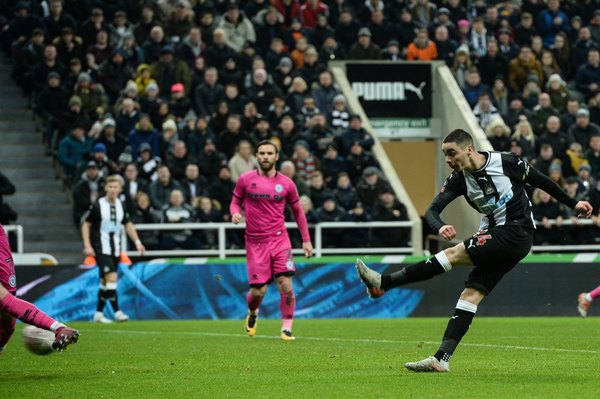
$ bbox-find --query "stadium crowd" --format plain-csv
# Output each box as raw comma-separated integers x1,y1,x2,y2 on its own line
1,0,599,249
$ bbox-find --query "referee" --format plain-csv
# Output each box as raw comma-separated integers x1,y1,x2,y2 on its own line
81,175,145,323
357,129,593,372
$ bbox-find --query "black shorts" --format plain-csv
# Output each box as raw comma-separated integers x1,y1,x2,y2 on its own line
463,224,533,295
96,254,120,278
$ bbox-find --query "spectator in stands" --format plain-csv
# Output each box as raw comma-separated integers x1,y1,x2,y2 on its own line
54,27,84,67
159,119,179,160
561,99,581,132
575,47,600,101
123,162,149,200
151,45,191,99
537,115,571,158
486,117,511,152
585,133,600,179
207,165,235,213
467,16,488,61
503,94,533,129
411,0,437,28
590,92,600,126
194,196,222,248
279,160,309,197
319,33,346,64
248,115,272,147
58,123,92,179
356,166,392,211
514,12,537,47
321,143,347,189
552,32,573,81
31,45,67,102
57,95,91,145
80,8,107,49
141,25,167,65
228,140,256,182
569,108,600,151
366,9,393,49
545,73,570,114
563,142,588,178
218,3,256,52
511,117,536,160
572,27,594,69
204,28,237,69
116,97,141,138
246,67,281,115
308,170,331,209
406,27,438,61
491,76,509,115
314,194,345,248
349,27,382,60
531,188,569,245
197,139,227,182
72,160,104,227
532,93,560,134
165,140,194,182
473,92,499,130
536,0,570,48
462,68,490,108
339,114,374,157
292,140,320,183
149,165,182,210
451,44,472,89
478,40,507,89
133,3,161,47
334,172,358,211
531,143,556,177
508,46,543,93
312,70,339,117
86,30,112,73
180,163,208,204
98,49,135,103
128,113,159,156
165,1,195,43
130,191,160,250
346,141,378,184
194,67,224,118
94,118,126,165
328,94,350,136
36,72,70,155
77,143,117,179
73,72,106,119
160,189,202,250
218,114,247,159
299,0,329,30
372,187,410,248
445,0,467,25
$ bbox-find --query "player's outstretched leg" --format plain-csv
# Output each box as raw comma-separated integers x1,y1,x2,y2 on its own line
405,356,449,372
355,259,385,298
578,293,591,317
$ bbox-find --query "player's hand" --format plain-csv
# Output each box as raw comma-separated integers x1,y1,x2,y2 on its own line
575,201,593,218
135,241,146,256
232,213,242,224
302,241,313,258
438,225,456,241
83,244,95,257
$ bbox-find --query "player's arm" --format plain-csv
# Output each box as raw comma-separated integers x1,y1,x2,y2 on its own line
125,221,146,255
230,177,245,224
81,221,95,257
425,176,462,241
525,165,593,218
289,198,313,258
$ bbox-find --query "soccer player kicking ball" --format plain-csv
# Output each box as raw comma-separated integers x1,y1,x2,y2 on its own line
0,226,79,353
577,286,600,317
356,129,593,372
230,140,313,341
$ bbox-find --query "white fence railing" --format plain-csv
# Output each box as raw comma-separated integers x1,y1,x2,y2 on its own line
2,224,23,253
531,218,600,253
124,221,415,259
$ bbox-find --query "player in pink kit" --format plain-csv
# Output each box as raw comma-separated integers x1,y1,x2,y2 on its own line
230,140,313,341
577,286,600,317
0,226,79,353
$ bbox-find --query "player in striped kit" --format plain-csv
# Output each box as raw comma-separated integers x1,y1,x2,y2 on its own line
230,140,312,341
357,129,593,372
81,175,145,323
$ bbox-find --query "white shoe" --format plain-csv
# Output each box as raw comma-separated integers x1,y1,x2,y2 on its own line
114,310,130,322
355,259,385,298
405,356,449,372
93,311,113,324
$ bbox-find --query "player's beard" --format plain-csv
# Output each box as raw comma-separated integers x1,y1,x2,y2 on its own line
259,160,275,172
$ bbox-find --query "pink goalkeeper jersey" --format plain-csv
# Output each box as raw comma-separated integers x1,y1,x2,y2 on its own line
231,170,309,242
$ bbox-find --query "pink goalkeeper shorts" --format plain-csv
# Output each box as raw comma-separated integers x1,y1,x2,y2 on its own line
245,232,295,286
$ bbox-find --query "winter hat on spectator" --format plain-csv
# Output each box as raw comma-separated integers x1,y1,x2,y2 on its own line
146,81,159,93
137,63,151,75
326,143,338,152
456,44,470,56
47,71,60,81
577,108,590,117
86,160,98,169
68,95,82,107
437,7,450,16
358,27,372,37
294,140,310,151
118,146,133,164
162,119,178,132
363,166,380,177
387,39,400,48
102,118,116,128
546,73,566,89
579,163,591,172
160,45,175,54
457,19,470,29
548,162,562,174
139,142,152,153
171,83,185,93
278,57,293,69
77,72,92,84
527,74,539,84
93,143,107,154
124,80,138,94
333,94,346,104
15,1,29,11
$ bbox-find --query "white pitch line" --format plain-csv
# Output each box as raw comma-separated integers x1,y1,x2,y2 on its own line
97,329,600,355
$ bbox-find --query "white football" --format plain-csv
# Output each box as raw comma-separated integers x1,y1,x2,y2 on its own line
22,325,55,355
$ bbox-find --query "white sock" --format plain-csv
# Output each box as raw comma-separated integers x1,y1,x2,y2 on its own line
586,293,593,302
50,321,64,332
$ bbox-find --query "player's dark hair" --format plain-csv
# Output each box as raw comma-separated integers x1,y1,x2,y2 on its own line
444,129,474,148
255,140,279,154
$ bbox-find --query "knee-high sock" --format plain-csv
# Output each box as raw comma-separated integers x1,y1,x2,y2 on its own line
105,282,120,312
381,252,452,291
246,290,263,313
589,285,600,301
0,312,16,349
434,299,477,362
0,294,58,331
97,284,107,312
280,290,295,331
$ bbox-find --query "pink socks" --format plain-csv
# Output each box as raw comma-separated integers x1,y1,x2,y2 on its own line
246,290,263,313
589,285,600,301
280,290,295,331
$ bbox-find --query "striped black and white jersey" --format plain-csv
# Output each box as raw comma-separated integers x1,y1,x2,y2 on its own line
85,196,130,256
426,151,577,232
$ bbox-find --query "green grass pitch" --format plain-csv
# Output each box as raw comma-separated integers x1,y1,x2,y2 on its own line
1,318,599,398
